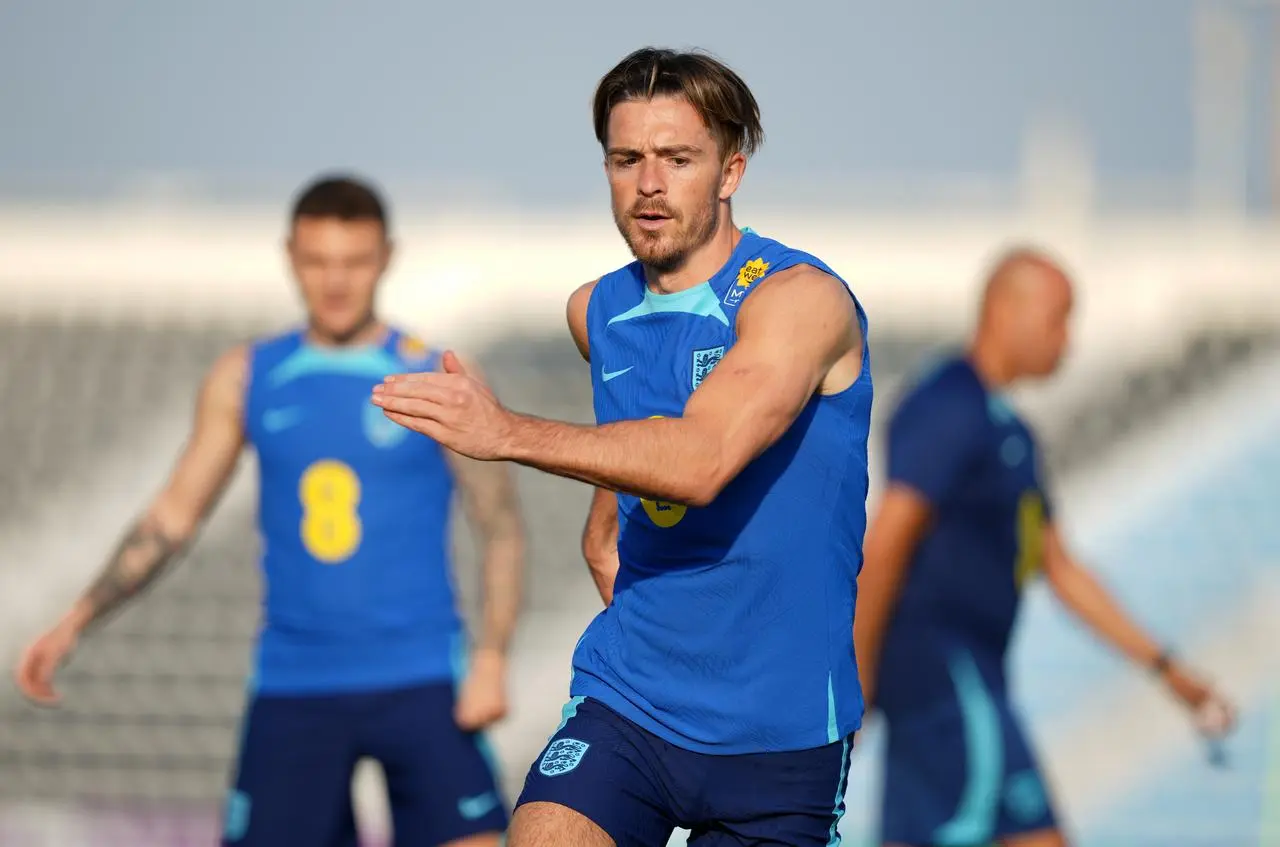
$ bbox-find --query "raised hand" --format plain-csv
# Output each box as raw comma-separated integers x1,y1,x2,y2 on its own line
372,351,517,462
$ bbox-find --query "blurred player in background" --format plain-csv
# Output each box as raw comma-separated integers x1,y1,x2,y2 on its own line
14,175,525,847
372,47,874,847
854,247,1236,847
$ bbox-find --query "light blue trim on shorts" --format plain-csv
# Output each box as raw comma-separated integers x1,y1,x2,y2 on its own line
826,736,852,846
932,650,1003,846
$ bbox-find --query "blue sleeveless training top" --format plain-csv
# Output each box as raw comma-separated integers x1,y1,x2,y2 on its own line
570,230,874,753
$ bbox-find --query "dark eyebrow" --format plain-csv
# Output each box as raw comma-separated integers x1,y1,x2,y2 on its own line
606,144,705,158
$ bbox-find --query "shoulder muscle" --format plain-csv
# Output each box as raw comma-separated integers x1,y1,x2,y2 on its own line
567,279,599,362
736,265,860,390
202,344,249,423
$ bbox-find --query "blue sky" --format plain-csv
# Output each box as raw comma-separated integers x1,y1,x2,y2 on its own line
3,0,1270,207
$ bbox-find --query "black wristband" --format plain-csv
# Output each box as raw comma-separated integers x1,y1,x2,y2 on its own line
1151,649,1174,675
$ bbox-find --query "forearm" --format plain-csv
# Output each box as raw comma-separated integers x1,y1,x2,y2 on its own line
505,415,722,505
475,528,525,656
852,613,886,706
1051,564,1162,668
450,450,526,658
852,526,920,708
582,486,620,606
71,516,186,632
852,583,899,708
584,535,620,606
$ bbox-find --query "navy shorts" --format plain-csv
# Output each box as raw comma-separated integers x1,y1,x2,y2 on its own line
880,694,1058,846
221,681,506,846
517,697,852,847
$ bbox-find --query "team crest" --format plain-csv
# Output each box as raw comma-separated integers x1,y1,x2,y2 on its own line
363,401,409,449
397,334,431,365
724,257,770,307
692,345,726,390
539,738,590,777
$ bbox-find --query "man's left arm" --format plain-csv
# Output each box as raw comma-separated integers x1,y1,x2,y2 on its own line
1042,523,1234,731
445,358,527,731
374,267,860,506
582,485,620,606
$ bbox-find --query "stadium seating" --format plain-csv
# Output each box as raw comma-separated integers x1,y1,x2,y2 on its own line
0,314,1275,845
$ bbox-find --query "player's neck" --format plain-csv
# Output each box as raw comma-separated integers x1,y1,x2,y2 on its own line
967,338,1018,389
644,215,742,295
306,318,387,349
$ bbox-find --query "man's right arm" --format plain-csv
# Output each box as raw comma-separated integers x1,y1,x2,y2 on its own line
74,345,248,628
15,346,247,703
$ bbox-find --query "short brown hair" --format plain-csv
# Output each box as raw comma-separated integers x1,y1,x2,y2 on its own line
290,174,389,231
592,48,764,160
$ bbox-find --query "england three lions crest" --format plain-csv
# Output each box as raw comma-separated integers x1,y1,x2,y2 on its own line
692,345,726,390
539,738,590,777
724,257,770,307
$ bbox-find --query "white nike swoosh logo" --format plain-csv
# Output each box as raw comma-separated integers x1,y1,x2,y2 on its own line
457,792,499,820
602,366,634,382
262,407,304,432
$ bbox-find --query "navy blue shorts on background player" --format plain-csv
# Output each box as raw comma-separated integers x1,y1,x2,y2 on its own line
879,657,1057,846
518,698,852,847
222,682,506,846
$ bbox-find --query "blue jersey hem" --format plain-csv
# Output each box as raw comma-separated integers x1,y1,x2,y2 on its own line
250,665,456,697
253,626,461,695
570,673,860,756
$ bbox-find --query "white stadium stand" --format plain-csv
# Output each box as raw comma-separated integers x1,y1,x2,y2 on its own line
0,203,1278,846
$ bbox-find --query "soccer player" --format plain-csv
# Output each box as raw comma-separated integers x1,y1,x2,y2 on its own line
854,248,1236,847
14,176,525,847
372,47,874,847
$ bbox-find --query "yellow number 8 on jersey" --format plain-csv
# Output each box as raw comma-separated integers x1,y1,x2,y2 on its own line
641,415,687,528
299,459,363,564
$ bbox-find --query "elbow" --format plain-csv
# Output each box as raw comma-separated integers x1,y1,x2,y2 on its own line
149,492,214,548
581,537,618,584
689,467,737,508
149,510,199,549
584,553,614,579
647,419,743,507
507,519,530,555
668,473,722,508
671,450,736,508
581,525,615,568
580,535,606,566
1043,558,1078,599
681,482,721,509
489,523,528,566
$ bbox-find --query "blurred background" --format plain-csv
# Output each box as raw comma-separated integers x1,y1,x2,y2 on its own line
1,0,1278,844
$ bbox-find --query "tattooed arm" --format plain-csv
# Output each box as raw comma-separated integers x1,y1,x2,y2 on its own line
445,355,527,730
80,521,186,628
450,446,526,657
14,346,247,704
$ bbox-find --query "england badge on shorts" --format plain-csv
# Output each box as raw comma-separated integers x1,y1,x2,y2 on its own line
539,738,590,777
